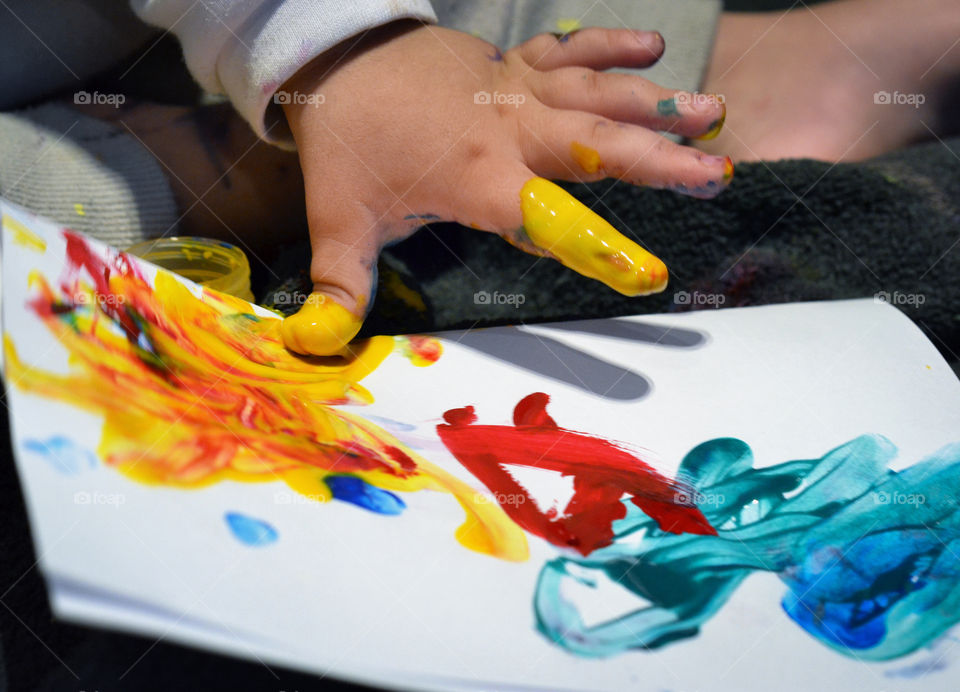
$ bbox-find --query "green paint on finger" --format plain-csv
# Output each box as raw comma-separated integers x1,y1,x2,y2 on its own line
656,98,680,118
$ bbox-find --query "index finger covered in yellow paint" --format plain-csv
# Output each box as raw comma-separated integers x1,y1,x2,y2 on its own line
519,177,668,296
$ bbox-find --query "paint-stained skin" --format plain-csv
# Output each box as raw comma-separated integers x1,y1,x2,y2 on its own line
656,97,680,118
570,141,602,174
4,231,528,562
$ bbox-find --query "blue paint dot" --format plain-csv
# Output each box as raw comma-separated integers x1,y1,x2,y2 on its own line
23,436,97,474
325,475,406,515
225,512,278,546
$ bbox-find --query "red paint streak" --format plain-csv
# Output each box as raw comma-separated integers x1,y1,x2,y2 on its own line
437,393,716,556
60,230,145,339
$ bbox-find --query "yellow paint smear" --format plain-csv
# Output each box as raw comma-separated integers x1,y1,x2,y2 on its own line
4,215,47,252
6,257,528,562
519,177,668,296
555,18,583,34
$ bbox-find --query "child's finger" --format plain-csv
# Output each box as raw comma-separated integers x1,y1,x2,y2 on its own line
522,109,734,198
530,68,726,140
513,28,664,72
458,161,668,297
280,210,379,356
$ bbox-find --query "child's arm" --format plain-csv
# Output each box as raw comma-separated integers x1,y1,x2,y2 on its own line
279,22,730,355
130,2,730,356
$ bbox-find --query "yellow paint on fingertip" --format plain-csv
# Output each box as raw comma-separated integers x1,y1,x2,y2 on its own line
555,18,583,34
694,103,726,141
4,215,47,252
722,156,735,183
281,292,364,356
519,177,668,296
570,141,602,174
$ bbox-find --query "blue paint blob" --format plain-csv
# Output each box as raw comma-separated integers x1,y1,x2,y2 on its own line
225,512,278,546
23,436,97,474
325,475,406,515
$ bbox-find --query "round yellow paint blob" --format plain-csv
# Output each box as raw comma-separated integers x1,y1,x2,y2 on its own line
281,293,364,356
519,177,668,296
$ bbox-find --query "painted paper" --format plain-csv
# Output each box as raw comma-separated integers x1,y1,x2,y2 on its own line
3,199,960,691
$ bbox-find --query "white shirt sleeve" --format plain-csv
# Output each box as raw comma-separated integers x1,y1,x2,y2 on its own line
130,0,437,147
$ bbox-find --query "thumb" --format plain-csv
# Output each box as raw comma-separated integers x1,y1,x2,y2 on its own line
281,224,379,356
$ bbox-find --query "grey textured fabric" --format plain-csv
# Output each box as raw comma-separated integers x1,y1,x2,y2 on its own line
0,1,174,247
0,103,179,247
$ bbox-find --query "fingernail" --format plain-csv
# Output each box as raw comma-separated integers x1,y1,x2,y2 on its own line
633,30,664,49
693,101,726,140
721,156,735,183
697,154,735,184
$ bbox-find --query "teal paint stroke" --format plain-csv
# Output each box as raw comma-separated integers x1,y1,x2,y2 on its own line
534,435,960,662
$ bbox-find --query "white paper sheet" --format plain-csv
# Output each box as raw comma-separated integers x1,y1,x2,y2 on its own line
3,199,960,691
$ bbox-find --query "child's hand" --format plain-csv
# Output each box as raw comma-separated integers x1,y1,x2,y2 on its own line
280,21,731,355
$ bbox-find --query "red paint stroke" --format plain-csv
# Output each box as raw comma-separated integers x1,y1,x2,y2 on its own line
437,393,717,556
56,230,147,339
